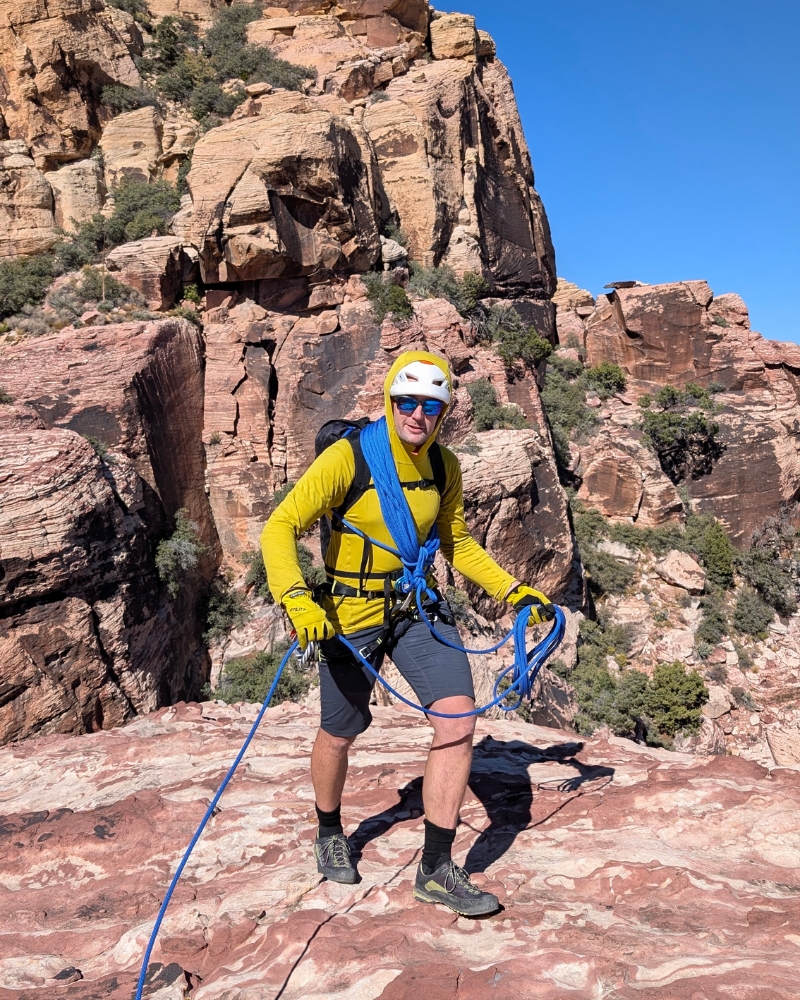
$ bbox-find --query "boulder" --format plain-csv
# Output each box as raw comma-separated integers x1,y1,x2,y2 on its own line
766,725,800,767
597,539,639,563
430,12,478,61
105,235,185,310
43,158,106,230
655,550,706,593
553,277,594,312
702,684,735,721
184,95,381,282
100,106,163,187
0,140,57,256
0,0,141,169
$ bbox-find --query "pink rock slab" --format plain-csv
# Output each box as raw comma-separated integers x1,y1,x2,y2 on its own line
0,703,799,999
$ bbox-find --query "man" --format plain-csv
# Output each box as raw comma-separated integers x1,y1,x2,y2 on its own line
261,350,553,917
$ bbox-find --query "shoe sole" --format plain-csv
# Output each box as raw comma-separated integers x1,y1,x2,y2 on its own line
317,866,359,884
413,885,500,917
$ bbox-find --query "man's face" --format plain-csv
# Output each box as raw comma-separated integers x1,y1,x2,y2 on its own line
392,395,444,448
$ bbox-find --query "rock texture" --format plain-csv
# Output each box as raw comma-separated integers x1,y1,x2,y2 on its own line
105,235,186,310
0,703,798,998
562,280,800,542
0,319,220,744
43,158,105,230
0,140,56,256
0,0,141,170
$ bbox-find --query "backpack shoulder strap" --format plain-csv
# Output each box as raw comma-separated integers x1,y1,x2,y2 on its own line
428,442,447,497
333,427,372,521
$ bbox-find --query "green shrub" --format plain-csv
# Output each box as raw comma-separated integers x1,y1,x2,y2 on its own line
101,84,160,114
218,640,312,704
639,385,724,483
582,547,635,597
444,586,474,626
149,3,315,122
363,273,414,322
75,266,143,306
408,263,478,314
0,387,13,404
156,508,206,598
204,577,251,643
105,178,182,246
272,481,295,506
734,588,774,638
381,222,408,248
679,514,736,589
176,153,193,196
740,545,798,616
478,304,551,370
183,283,201,304
0,255,54,319
466,379,527,431
645,661,708,737
243,549,270,599
540,366,598,470
705,663,728,684
696,641,713,660
53,214,107,271
106,0,152,26
696,592,728,644
584,361,627,399
82,435,115,463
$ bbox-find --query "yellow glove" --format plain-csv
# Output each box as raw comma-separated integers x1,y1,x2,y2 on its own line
283,589,336,649
507,585,556,625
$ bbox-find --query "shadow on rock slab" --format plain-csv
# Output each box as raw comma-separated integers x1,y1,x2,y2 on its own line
349,736,614,874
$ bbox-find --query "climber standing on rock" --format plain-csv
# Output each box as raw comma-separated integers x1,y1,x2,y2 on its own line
260,350,554,917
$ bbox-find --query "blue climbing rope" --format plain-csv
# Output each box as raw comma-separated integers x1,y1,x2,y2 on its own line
134,605,564,999
135,419,566,996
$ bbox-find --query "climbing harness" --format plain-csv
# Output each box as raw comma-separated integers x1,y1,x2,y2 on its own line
134,415,565,999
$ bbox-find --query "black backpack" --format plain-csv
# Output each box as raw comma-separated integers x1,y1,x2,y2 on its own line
314,418,447,560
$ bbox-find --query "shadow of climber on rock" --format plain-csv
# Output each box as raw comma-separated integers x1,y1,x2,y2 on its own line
348,737,613,872
463,735,615,874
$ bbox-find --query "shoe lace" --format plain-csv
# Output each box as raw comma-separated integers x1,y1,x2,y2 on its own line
442,861,481,895
322,834,351,868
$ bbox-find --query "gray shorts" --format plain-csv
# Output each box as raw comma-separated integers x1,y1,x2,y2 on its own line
317,601,475,737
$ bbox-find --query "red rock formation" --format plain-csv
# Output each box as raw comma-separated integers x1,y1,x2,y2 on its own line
561,280,800,542
0,702,797,997
0,319,220,744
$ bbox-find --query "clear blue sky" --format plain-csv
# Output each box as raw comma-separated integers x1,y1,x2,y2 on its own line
450,0,800,343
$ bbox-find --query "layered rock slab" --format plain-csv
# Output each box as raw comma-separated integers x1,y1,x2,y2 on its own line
0,704,798,998
0,319,220,743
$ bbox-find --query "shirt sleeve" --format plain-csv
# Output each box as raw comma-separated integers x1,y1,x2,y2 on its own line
260,440,356,605
435,448,517,601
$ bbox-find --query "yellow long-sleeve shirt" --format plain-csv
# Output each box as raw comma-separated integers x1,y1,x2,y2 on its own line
260,350,517,633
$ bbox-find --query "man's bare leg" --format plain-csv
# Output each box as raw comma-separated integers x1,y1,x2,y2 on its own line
311,727,356,812
422,695,476,827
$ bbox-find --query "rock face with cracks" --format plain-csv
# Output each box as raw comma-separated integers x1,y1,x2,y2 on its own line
0,319,220,744
0,702,798,998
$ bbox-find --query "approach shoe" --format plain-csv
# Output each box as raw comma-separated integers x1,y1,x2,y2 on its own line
314,833,358,884
413,860,500,917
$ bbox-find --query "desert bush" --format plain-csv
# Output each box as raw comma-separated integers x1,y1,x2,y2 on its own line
645,661,708,737
466,379,527,431
581,547,635,597
243,549,269,598
477,304,551,371
681,514,736,589
218,640,312,704
104,178,182,246
696,592,729,644
408,264,489,317
156,508,206,598
149,3,315,123
639,385,724,483
272,481,295,506
257,542,325,604
101,84,160,114
584,361,627,399
204,577,251,643
444,586,474,627
82,435,115,463
739,519,799,615
705,663,728,684
540,366,598,471
106,0,152,26
363,273,413,322
734,588,774,638
0,387,13,404
0,255,55,319
381,221,408,248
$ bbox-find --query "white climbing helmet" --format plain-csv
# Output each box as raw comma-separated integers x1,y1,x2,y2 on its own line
389,360,451,404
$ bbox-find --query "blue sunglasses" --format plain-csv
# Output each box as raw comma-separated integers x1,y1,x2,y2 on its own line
393,395,446,417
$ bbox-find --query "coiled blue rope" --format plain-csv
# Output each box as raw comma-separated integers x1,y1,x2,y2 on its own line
134,604,565,999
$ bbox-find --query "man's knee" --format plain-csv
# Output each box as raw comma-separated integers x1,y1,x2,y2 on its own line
316,728,358,755
428,696,476,745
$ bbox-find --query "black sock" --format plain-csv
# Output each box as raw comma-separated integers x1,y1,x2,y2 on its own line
421,818,456,873
315,803,343,839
